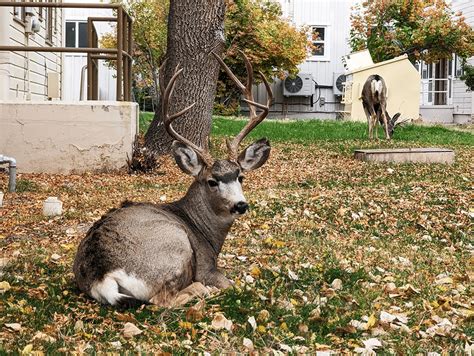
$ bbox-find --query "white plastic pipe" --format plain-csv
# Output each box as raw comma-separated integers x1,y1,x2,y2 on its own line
26,35,31,100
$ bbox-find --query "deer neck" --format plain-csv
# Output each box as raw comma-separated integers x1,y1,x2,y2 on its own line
170,181,235,256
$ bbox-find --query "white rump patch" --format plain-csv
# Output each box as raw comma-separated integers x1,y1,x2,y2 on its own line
371,79,383,97
90,269,152,305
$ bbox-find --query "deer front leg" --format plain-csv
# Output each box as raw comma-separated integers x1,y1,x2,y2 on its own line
381,109,390,139
370,113,378,140
368,117,373,140
199,269,232,289
366,105,378,140
363,105,372,139
373,114,378,140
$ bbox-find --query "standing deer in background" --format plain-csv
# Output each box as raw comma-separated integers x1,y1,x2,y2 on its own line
73,52,273,307
361,74,401,140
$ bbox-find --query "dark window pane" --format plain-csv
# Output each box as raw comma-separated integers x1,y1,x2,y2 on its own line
78,22,88,48
312,43,325,56
313,27,325,41
46,6,53,42
66,22,76,48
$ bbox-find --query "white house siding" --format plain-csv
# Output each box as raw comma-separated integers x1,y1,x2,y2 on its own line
451,0,473,122
253,0,352,118
62,2,117,101
7,4,62,101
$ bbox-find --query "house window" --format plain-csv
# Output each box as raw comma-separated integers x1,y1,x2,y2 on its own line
419,59,452,106
310,26,329,61
13,0,26,23
66,21,88,48
44,0,58,44
454,54,464,78
45,5,51,42
36,0,43,19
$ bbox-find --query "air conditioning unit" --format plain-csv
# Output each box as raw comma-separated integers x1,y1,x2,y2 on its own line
283,73,314,97
333,73,347,95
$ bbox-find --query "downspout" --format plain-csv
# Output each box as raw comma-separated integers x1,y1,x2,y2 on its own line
25,35,31,100
0,1,11,100
0,155,17,192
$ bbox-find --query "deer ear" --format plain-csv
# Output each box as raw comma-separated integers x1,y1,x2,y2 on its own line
171,141,205,176
238,138,271,171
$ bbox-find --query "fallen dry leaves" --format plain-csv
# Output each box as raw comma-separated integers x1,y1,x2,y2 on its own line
0,138,472,353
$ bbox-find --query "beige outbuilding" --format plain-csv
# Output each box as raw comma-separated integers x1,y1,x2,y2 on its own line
342,52,421,122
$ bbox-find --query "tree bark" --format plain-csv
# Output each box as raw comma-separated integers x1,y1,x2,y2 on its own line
144,0,226,155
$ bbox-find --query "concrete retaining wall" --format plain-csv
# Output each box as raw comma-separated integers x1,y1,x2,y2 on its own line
0,101,138,173
419,106,454,124
354,148,455,164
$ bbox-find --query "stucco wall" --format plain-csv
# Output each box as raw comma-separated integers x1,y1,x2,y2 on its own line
0,101,138,173
419,106,454,124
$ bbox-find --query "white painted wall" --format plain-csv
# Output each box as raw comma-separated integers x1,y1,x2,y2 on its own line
451,0,473,122
258,0,353,118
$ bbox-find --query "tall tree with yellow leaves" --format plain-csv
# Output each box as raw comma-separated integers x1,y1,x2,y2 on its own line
350,0,474,64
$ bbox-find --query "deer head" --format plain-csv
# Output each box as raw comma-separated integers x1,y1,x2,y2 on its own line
161,52,273,218
387,112,402,138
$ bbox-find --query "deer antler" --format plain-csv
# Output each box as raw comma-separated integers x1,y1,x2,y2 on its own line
161,64,214,166
395,117,411,126
211,50,273,161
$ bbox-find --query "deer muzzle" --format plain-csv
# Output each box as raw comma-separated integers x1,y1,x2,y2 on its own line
232,201,249,215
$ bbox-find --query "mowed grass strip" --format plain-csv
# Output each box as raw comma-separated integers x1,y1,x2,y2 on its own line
140,112,474,147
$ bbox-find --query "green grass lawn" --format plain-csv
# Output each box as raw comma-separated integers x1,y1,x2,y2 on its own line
1,116,473,353
140,111,474,147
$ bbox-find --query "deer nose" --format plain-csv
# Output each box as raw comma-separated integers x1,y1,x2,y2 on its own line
234,201,249,214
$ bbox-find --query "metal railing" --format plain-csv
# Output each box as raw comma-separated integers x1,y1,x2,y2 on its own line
0,2,133,101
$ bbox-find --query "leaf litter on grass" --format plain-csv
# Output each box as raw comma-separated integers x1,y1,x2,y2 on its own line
0,139,472,353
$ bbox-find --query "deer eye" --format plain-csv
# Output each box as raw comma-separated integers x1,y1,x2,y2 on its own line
208,179,218,188
238,176,244,184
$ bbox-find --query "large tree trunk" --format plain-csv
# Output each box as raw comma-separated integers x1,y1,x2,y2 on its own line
144,0,226,155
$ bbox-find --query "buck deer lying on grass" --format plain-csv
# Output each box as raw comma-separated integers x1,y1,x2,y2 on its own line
73,52,273,307
361,74,401,140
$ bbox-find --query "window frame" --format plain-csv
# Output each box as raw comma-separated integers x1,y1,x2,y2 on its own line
454,54,464,78
308,25,330,62
13,0,27,25
36,0,43,20
45,0,54,45
65,20,88,49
